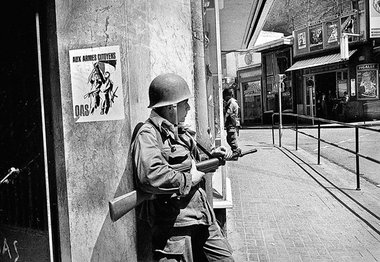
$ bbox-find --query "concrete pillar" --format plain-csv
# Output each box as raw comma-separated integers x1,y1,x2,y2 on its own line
53,1,194,261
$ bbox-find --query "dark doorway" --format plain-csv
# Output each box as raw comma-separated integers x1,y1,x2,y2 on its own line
315,72,336,118
0,1,51,261
242,81,262,125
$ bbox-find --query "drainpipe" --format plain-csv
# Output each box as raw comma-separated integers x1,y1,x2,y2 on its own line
214,0,228,206
214,0,224,147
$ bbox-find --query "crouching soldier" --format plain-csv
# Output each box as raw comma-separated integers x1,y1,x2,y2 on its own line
132,73,235,262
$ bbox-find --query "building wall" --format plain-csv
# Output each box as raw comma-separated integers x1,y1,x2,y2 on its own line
54,0,194,261
263,0,356,34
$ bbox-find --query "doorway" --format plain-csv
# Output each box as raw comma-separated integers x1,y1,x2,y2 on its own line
242,80,262,125
315,72,336,118
0,1,54,261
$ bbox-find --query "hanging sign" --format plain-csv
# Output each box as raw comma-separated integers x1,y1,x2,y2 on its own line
309,24,323,52
69,45,125,122
294,27,309,56
323,19,340,49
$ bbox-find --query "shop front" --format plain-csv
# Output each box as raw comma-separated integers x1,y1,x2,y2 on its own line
237,65,262,125
288,51,380,122
251,37,293,124
287,6,380,122
287,51,357,121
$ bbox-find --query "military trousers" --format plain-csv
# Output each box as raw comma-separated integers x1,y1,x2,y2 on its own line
152,222,234,262
226,127,239,152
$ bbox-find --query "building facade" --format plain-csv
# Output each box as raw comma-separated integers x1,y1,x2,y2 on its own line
246,0,380,123
0,1,221,261
287,0,380,122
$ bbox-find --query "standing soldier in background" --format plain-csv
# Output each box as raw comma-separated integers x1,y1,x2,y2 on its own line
223,88,241,160
132,73,234,261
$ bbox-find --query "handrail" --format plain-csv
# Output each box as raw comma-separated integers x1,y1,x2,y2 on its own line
271,112,380,190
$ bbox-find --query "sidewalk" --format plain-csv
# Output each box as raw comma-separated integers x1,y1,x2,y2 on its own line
225,129,380,262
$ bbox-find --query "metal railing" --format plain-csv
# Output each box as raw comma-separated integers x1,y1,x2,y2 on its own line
272,113,380,190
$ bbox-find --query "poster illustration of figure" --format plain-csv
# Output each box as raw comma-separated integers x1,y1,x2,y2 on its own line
357,64,379,99
69,46,125,122
375,0,380,13
297,31,306,49
327,21,338,43
309,25,323,51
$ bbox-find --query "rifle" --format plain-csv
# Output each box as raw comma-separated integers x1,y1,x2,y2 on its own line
109,148,257,222
110,86,118,103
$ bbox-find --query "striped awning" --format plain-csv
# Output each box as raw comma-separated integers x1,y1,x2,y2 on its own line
286,50,357,72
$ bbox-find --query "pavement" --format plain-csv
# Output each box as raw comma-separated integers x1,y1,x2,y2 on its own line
225,128,380,262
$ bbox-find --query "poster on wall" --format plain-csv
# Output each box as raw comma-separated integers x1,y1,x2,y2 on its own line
294,28,309,56
69,45,125,123
370,0,380,38
309,24,323,52
323,19,340,49
357,64,379,99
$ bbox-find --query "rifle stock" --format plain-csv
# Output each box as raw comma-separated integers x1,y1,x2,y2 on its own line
109,149,256,222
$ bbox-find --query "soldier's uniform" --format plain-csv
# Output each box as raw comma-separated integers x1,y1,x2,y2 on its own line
224,96,241,158
132,74,234,262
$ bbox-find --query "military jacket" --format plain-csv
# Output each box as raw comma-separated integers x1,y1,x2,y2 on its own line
224,98,239,128
132,110,214,227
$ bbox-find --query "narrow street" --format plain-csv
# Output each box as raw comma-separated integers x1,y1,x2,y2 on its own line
226,128,380,262
280,124,380,186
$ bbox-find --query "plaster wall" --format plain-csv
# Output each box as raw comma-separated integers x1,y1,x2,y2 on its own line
54,0,194,261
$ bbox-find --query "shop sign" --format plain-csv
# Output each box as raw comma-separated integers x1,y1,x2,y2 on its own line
350,79,356,96
356,63,379,99
239,67,261,79
309,24,323,52
370,0,380,38
244,81,261,97
306,63,347,74
69,45,125,123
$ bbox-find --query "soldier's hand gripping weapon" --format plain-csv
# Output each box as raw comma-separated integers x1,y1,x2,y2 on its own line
109,148,257,222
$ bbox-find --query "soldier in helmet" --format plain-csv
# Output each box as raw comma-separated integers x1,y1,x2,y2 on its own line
131,73,234,261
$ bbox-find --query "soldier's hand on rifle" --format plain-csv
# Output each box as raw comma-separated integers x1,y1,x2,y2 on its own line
211,146,232,159
190,160,205,186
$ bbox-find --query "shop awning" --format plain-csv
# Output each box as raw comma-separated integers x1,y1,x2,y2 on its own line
286,50,357,72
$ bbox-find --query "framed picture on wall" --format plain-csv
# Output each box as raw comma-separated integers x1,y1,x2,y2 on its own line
309,24,323,52
294,27,309,56
357,64,379,99
323,19,340,49
337,80,348,98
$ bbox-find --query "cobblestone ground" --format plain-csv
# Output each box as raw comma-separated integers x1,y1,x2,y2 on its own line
226,129,380,262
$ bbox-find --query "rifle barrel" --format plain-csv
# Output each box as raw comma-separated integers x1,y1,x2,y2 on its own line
240,148,257,157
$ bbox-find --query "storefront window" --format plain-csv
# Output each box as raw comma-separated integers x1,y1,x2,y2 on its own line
242,80,262,123
337,71,348,98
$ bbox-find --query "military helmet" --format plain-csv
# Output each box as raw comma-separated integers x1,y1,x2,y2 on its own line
148,73,191,108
